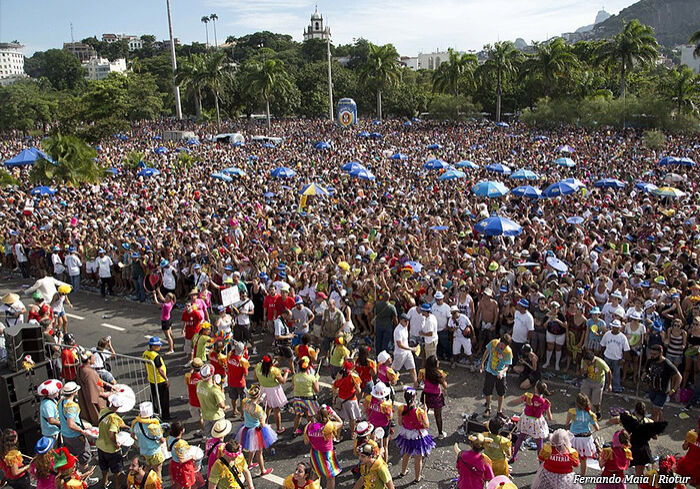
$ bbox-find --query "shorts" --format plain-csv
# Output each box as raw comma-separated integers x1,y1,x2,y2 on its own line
184,339,193,354
188,405,201,419
228,386,246,401
453,336,472,356
97,448,123,474
483,372,507,397
424,342,437,359
478,327,495,345
55,311,66,318
337,398,362,421
546,332,566,346
276,344,293,358
161,319,172,331
144,451,165,467
393,352,415,371
580,378,604,406
649,390,668,408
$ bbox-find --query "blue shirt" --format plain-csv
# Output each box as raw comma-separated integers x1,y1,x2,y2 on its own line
569,408,596,434
58,399,82,438
40,398,60,437
485,339,512,376
131,419,163,456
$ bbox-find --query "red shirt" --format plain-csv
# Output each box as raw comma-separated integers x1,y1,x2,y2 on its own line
227,354,249,388
354,360,376,390
186,371,202,407
182,308,204,340
61,347,78,381
274,295,295,318
539,446,580,474
264,294,279,321
333,373,360,400
208,351,227,378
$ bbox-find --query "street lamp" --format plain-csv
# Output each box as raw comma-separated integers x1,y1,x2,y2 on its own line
166,0,182,119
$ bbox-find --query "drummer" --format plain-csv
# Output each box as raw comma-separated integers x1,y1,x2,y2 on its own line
37,379,62,443
131,402,166,478
96,394,128,489
58,382,93,475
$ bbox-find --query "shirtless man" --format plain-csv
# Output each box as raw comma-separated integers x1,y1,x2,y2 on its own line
475,288,499,355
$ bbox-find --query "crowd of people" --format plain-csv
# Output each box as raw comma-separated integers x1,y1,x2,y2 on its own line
1,116,700,488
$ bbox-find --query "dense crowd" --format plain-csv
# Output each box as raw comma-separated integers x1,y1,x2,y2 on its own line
1,117,700,489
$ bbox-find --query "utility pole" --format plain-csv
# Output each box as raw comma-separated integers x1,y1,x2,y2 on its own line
327,34,334,122
166,0,182,119
70,22,74,44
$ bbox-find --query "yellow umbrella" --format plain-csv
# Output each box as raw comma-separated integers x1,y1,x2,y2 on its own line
652,186,686,198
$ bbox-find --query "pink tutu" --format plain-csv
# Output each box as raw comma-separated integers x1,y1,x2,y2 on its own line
261,385,288,409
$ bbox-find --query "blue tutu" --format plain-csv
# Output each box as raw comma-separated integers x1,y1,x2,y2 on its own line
235,424,277,451
394,426,435,457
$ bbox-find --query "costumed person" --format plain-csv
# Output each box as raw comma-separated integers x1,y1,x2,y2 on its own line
254,354,290,434
207,440,254,489
29,437,57,489
640,455,687,489
510,380,552,463
482,415,512,477
332,359,362,435
185,358,204,436
614,402,668,477
96,394,127,489
677,415,700,486
226,341,249,420
351,422,381,480
167,421,205,489
303,405,343,489
130,402,166,478
355,441,393,489
0,428,31,489
395,387,434,483
234,384,277,477
595,430,632,489
364,381,394,462
37,379,62,442
376,351,399,401
417,355,448,439
454,433,494,489
54,447,96,489
294,334,318,375
206,419,233,478
531,428,581,489
291,355,320,435
353,346,377,393
283,462,321,489
566,393,599,476
329,336,351,379
125,456,162,489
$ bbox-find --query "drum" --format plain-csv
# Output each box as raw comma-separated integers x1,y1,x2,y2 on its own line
189,446,204,471
116,431,134,457
160,441,171,461
112,384,136,413
84,426,99,441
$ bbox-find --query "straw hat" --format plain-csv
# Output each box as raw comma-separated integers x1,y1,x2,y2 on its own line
211,419,232,439
2,293,19,305
246,384,262,400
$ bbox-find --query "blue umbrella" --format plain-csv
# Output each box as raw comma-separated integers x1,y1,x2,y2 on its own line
455,160,479,169
137,161,147,168
270,167,297,178
232,141,244,147
186,139,200,146
509,169,538,180
566,216,584,225
533,135,549,141
678,157,697,167
221,167,246,177
438,169,466,181
95,145,103,152
472,181,509,198
657,156,677,166
4,148,53,167
474,216,522,236
389,153,408,160
262,142,276,148
175,147,189,153
405,260,423,273
248,155,259,161
429,225,449,231
486,163,512,175
30,186,56,196
211,172,233,182
495,122,509,127
424,159,450,170
264,191,275,199
372,120,381,125
594,178,626,189
358,131,370,138
370,132,383,139
555,157,575,167
349,168,376,181
556,145,575,153
635,182,658,193
154,146,168,155
105,167,119,175
542,181,577,197
118,135,128,141
314,141,331,150
511,185,542,199
563,178,586,190
403,121,412,126
137,168,160,177
152,135,162,141
341,161,366,172
427,143,443,150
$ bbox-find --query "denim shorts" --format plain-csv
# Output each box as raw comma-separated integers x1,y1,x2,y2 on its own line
649,390,668,408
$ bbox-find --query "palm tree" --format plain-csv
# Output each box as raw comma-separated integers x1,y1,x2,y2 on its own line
245,58,292,127
431,48,477,95
359,43,400,120
0,170,17,187
176,54,207,118
524,38,577,96
209,14,219,48
481,41,522,122
201,51,233,131
691,30,700,58
662,66,700,115
596,19,658,98
31,133,101,186
201,16,210,47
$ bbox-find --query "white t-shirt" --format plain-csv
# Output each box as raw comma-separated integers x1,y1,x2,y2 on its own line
602,302,625,327
600,331,630,360
512,310,535,344
407,307,423,337
421,314,438,345
432,302,452,332
13,243,27,263
393,324,411,356
96,256,113,278
235,299,254,325
625,323,646,350
64,254,82,277
162,265,177,290
448,314,471,338
51,253,64,275
91,349,112,370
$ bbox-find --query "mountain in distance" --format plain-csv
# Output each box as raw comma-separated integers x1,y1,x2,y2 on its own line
575,8,611,33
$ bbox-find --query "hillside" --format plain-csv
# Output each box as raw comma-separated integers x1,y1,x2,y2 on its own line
591,0,700,47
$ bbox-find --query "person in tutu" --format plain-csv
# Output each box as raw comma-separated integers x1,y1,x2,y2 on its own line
283,462,320,489
596,430,632,489
509,380,552,463
363,381,394,461
566,393,599,476
675,415,700,486
167,421,205,489
234,384,277,477
395,387,434,483
454,433,494,489
303,405,343,489
482,415,512,477
417,355,448,439
254,354,290,434
532,428,581,489
291,356,321,435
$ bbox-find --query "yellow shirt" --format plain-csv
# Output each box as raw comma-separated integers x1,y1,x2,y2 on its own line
126,470,162,489
209,453,248,489
96,408,126,453
283,474,321,489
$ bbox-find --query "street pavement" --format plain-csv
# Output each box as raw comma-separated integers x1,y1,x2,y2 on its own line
1,277,695,488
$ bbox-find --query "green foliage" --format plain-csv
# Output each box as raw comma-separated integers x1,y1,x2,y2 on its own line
24,49,86,90
31,133,102,186
124,151,146,170
432,48,477,95
659,66,700,115
244,58,294,126
0,80,59,132
173,151,194,172
427,94,479,120
359,43,401,119
692,30,700,58
643,130,667,150
0,170,18,187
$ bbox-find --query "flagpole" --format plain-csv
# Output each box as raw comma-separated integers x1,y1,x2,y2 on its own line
327,34,334,122
166,0,182,119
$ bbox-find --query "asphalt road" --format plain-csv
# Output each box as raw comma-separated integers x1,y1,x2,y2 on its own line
2,277,695,489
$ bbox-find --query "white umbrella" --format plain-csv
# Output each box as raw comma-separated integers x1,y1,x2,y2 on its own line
664,173,683,184
546,256,568,273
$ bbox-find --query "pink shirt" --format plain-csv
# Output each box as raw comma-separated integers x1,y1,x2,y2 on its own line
366,396,391,428
307,422,333,452
457,450,494,489
30,461,56,489
402,408,423,430
160,301,174,321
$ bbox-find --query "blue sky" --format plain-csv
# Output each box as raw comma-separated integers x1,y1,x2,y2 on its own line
2,0,637,56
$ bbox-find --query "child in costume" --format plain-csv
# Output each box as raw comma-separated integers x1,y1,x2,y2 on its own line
566,393,599,476
454,433,494,489
303,406,343,489
532,429,581,489
364,381,394,461
234,384,277,477
291,355,321,434
482,415,512,477
29,437,57,489
167,421,205,489
510,380,552,462
283,462,321,489
676,415,700,486
418,355,448,439
395,387,435,483
596,430,632,489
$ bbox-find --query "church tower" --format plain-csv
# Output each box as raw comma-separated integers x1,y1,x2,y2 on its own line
303,6,330,41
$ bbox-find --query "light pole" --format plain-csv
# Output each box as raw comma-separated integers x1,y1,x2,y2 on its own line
327,35,333,122
166,0,182,119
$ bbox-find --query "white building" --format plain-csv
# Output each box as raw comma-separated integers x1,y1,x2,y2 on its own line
102,34,143,51
680,45,700,74
402,51,454,71
83,57,127,80
303,7,330,41
0,42,26,84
